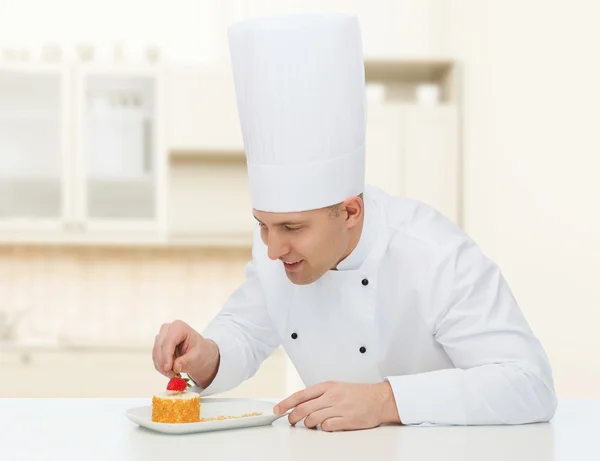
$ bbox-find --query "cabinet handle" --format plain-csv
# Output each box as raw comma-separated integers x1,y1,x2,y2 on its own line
143,118,153,173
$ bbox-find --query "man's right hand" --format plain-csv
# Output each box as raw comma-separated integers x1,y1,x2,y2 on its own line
152,320,220,389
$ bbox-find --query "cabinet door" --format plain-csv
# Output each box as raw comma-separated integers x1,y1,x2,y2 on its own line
366,103,459,223
404,105,458,223
73,66,167,232
166,66,243,152
238,0,444,59
168,157,255,243
287,0,395,59
0,65,70,229
365,102,406,196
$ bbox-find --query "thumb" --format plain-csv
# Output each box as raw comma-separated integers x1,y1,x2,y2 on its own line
173,355,187,375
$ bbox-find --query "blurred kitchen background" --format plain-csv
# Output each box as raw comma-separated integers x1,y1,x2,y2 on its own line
0,0,598,400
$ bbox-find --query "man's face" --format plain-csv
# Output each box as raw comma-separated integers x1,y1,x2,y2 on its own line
253,204,351,285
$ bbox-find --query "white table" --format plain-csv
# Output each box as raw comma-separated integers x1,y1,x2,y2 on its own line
1,398,598,460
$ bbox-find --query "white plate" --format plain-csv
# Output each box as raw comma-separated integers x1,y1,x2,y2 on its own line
125,397,288,434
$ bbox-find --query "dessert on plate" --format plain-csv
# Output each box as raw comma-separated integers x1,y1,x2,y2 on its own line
152,373,200,423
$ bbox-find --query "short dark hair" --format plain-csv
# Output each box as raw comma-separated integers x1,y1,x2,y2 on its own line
328,193,363,217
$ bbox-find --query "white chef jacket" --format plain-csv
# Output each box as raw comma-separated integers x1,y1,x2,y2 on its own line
198,186,557,426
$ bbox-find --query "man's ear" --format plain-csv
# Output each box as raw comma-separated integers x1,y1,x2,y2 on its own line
342,195,363,229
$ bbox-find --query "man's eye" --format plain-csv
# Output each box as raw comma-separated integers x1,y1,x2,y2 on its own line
285,226,301,232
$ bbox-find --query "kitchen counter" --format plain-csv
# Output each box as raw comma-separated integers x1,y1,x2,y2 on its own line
1,398,598,460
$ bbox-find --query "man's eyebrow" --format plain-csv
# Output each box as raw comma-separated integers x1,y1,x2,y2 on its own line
253,214,306,226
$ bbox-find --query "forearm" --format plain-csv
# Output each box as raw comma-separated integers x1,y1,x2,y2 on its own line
386,362,557,426
193,318,279,396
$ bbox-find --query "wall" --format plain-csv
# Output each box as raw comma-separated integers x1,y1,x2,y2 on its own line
0,246,250,346
0,246,307,398
451,0,600,397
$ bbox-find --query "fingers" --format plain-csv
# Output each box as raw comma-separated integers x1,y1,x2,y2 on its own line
161,321,189,373
300,406,340,429
152,323,171,377
152,320,190,377
173,353,187,375
321,417,345,432
274,382,328,415
287,396,331,426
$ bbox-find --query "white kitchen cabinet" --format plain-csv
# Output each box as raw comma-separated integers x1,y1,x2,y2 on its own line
166,66,243,153
238,0,446,59
166,78,460,245
404,105,459,223
168,156,255,245
0,64,167,241
73,65,167,233
186,0,451,162
366,103,407,197
0,57,459,246
366,102,459,224
0,64,71,229
164,65,253,246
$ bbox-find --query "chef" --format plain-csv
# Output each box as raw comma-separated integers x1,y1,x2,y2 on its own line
152,13,557,429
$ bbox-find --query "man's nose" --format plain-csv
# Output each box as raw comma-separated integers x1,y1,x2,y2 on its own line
267,233,290,261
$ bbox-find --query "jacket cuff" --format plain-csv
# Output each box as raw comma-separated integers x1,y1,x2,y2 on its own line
188,334,239,397
385,370,466,426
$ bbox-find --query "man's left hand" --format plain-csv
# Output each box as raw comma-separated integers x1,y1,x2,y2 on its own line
273,381,401,432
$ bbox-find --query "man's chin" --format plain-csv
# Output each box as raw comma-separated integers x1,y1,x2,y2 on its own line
285,268,323,286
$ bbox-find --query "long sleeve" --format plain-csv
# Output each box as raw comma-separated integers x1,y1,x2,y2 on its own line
193,257,280,396
386,239,557,426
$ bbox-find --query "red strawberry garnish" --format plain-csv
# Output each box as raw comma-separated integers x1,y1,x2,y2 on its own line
167,373,192,392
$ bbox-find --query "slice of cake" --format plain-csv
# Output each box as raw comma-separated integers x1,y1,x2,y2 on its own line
152,391,200,423
152,374,200,423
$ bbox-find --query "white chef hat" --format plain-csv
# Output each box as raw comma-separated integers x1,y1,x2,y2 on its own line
227,13,366,212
